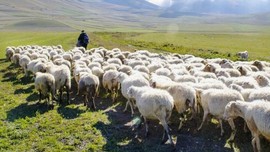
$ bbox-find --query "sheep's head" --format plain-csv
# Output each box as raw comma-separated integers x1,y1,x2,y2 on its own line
252,60,263,71
127,86,135,98
223,101,239,120
255,75,269,86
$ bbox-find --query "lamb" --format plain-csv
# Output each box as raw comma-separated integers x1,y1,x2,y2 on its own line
46,63,71,104
197,89,244,141
223,100,270,152
77,73,100,110
237,50,248,60
127,86,174,146
102,70,119,102
115,72,150,116
34,72,56,105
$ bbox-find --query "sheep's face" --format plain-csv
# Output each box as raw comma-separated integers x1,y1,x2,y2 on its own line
127,87,135,98
223,101,238,120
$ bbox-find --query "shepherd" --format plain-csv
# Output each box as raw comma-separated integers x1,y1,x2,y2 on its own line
77,30,89,49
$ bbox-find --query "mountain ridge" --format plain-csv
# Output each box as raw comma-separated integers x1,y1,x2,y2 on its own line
0,0,269,32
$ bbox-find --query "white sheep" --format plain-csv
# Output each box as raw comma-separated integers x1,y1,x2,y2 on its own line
255,74,270,87
197,89,244,141
35,72,56,105
237,50,248,60
11,53,21,66
6,47,15,61
223,100,270,152
77,73,100,109
116,72,150,116
46,63,71,104
127,86,174,146
19,55,31,76
118,65,132,75
102,70,119,102
248,87,270,101
151,77,197,130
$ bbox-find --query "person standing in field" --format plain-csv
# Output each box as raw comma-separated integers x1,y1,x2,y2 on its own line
77,30,89,49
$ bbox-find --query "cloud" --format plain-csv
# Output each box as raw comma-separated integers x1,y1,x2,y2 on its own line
169,0,270,14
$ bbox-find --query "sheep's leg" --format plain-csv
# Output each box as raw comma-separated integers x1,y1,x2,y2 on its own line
129,100,134,116
243,122,248,133
66,87,70,104
84,95,87,106
76,84,80,95
143,117,149,137
92,97,96,110
123,100,129,112
132,99,137,109
111,89,115,103
178,114,184,130
39,91,42,103
59,88,63,104
160,119,174,146
228,118,236,141
197,111,208,131
219,119,224,136
251,137,257,152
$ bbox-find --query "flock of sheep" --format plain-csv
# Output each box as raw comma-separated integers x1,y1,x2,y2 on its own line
5,45,270,151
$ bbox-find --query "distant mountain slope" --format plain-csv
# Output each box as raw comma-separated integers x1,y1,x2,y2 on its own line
0,0,269,32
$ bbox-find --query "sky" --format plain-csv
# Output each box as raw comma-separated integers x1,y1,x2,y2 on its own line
146,0,270,14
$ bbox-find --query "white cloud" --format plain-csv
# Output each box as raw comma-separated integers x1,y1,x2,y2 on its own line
147,0,173,7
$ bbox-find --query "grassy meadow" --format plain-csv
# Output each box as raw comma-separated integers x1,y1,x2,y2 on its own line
1,31,270,151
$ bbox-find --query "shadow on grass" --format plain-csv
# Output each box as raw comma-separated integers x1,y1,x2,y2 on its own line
92,100,177,152
13,75,33,85
14,85,35,94
57,105,85,119
26,92,39,102
1,71,18,82
6,102,52,122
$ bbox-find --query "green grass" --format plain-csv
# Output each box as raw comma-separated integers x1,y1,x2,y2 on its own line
128,32,270,61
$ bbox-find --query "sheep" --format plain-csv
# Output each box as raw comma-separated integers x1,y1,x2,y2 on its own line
155,68,171,77
34,72,56,105
223,100,270,152
116,72,150,116
127,86,174,146
252,60,266,71
197,89,244,141
248,88,270,102
173,75,197,83
77,73,100,110
118,65,132,75
6,47,15,61
134,65,149,75
11,53,21,66
255,74,270,87
237,50,248,60
151,77,197,130
102,70,119,102
19,55,31,76
46,63,71,104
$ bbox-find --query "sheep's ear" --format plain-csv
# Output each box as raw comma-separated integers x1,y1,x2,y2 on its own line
185,99,191,107
151,82,156,88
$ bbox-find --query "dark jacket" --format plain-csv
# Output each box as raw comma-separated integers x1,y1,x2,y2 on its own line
78,32,89,46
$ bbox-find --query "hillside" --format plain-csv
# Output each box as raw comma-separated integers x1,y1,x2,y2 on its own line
0,0,270,32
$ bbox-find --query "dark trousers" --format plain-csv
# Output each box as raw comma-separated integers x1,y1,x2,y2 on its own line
82,43,88,50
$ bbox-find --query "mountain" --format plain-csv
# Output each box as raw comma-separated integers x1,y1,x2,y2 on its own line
0,0,269,32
